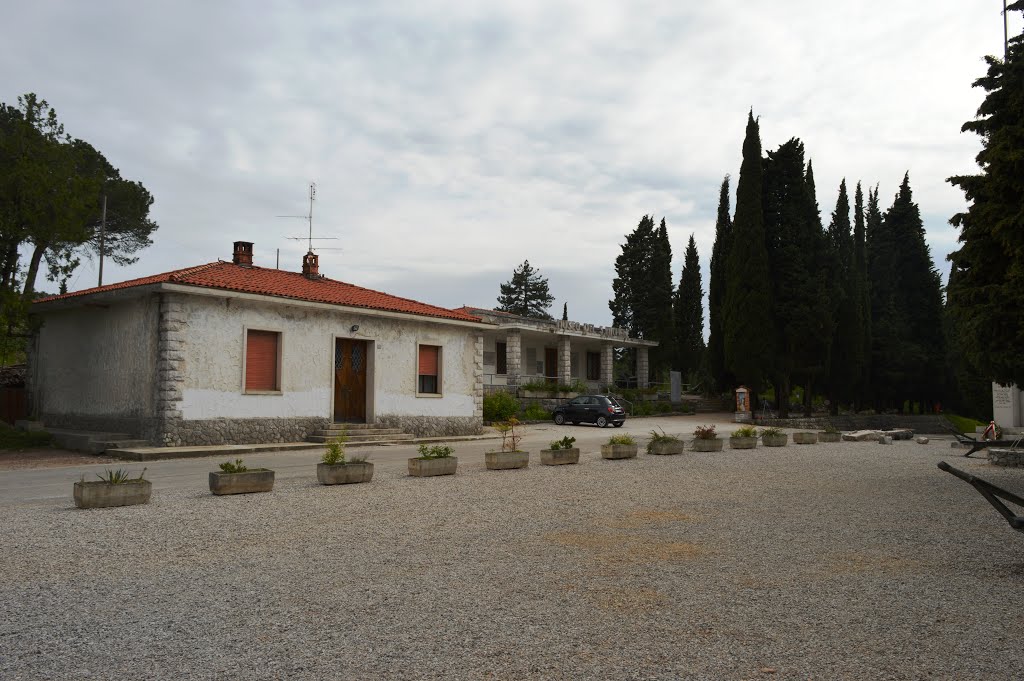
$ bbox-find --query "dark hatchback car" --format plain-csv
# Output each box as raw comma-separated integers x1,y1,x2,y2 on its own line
552,395,626,428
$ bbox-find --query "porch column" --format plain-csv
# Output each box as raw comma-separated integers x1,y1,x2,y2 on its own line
558,335,572,386
637,347,650,389
506,329,522,388
600,342,614,390
473,334,484,420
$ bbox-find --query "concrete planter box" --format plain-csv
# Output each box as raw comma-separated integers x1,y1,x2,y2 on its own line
647,441,685,455
601,444,638,459
793,432,818,445
762,434,789,447
485,451,529,470
209,470,275,495
540,448,580,465
408,457,458,477
316,462,374,485
729,436,758,449
818,432,842,443
73,479,151,509
690,438,723,452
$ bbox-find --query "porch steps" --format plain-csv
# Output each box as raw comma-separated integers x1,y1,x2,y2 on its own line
305,424,416,445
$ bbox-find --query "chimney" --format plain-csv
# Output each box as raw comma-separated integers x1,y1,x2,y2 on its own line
232,241,253,266
302,250,319,278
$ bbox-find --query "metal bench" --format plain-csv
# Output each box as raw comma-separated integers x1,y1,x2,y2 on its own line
938,461,1024,533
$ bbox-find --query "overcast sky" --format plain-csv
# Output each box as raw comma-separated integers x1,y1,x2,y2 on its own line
3,1,1019,326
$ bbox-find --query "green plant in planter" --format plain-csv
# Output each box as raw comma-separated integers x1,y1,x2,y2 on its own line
549,435,576,451
731,425,758,438
760,426,783,437
219,459,249,474
822,423,841,434
495,417,524,452
95,467,147,484
647,428,682,454
322,430,350,465
607,434,636,446
416,444,454,459
693,424,718,440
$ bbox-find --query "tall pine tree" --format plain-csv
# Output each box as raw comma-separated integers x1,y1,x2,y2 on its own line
674,234,705,381
707,176,733,392
853,181,872,407
496,260,555,318
648,219,676,379
947,0,1024,387
724,111,774,392
825,180,863,413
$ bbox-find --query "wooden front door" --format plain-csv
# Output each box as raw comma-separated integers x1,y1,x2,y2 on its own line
545,347,558,382
334,338,367,422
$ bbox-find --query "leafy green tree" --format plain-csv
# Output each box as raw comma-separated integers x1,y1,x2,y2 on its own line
947,1,1024,387
674,234,705,380
496,259,555,319
707,176,733,392
723,111,774,393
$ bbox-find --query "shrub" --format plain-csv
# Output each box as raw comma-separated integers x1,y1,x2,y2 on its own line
495,417,524,452
760,426,783,437
0,423,53,449
607,434,636,446
630,401,654,416
694,424,717,440
417,444,453,459
483,391,519,422
520,402,551,421
548,435,576,451
731,425,758,438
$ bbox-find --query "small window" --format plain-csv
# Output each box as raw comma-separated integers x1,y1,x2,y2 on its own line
496,342,507,375
245,329,281,392
418,344,441,395
586,351,601,381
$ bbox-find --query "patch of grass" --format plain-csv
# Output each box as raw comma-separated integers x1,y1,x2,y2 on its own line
0,423,52,449
946,413,986,434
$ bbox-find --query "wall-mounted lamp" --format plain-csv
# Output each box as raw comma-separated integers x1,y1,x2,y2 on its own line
350,324,360,333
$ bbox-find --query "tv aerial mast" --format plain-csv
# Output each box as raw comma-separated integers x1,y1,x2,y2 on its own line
277,182,340,252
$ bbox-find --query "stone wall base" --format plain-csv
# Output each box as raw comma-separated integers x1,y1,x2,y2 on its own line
377,414,482,438
756,414,953,435
40,413,157,439
156,417,330,447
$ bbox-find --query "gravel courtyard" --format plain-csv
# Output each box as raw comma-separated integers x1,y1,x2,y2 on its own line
2,431,1023,680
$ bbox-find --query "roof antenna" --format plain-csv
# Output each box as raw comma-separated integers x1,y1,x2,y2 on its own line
277,182,341,252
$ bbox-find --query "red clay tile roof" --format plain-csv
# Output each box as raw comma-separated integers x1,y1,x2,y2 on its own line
35,261,482,323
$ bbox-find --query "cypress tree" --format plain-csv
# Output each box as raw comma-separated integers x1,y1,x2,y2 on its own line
707,176,733,392
610,215,656,337
947,1,1024,387
647,219,676,379
799,160,833,416
825,179,863,414
674,234,705,381
853,181,871,407
865,185,895,409
562,303,568,321
723,111,774,393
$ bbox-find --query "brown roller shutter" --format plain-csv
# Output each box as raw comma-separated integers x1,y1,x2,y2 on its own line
246,330,279,391
418,345,438,376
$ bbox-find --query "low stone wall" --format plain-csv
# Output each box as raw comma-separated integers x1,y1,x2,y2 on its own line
755,414,953,435
157,417,330,447
377,414,482,438
989,448,1024,467
40,412,157,439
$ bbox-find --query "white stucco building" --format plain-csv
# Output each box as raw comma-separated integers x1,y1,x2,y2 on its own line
29,242,490,445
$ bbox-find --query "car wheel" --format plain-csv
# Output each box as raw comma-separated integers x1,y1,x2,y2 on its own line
596,415,608,428
613,422,624,428
554,413,565,425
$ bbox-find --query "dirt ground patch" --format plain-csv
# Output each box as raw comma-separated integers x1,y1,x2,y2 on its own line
0,448,113,470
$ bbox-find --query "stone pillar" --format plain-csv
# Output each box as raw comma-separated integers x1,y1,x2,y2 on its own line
154,293,187,446
558,336,572,386
473,334,484,421
600,342,614,390
637,347,649,389
993,382,1023,428
506,329,522,388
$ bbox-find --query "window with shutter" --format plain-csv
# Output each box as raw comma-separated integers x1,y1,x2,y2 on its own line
245,330,281,392
418,344,441,395
496,342,507,375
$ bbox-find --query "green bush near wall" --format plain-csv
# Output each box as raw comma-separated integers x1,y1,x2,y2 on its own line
483,391,519,422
